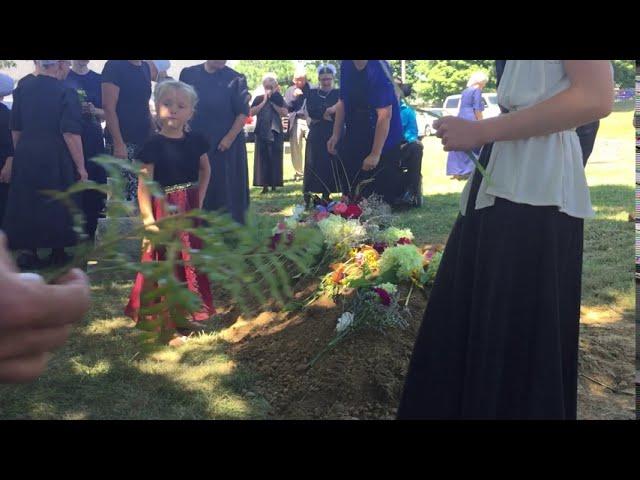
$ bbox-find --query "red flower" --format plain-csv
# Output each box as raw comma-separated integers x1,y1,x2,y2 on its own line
372,287,392,306
314,210,329,222
396,237,412,245
342,204,363,219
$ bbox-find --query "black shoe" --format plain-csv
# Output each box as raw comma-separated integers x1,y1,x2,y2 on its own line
261,187,269,194
271,186,277,192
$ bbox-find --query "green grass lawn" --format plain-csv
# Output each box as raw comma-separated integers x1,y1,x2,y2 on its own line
0,109,633,419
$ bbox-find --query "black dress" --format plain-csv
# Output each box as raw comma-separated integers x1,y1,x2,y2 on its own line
179,64,250,224
0,102,13,226
397,60,586,419
65,69,106,239
303,88,343,196
3,76,82,250
252,93,285,188
101,60,153,201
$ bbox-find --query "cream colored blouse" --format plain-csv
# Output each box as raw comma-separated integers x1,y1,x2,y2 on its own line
460,60,600,219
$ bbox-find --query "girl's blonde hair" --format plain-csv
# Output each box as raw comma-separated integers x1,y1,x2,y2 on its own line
153,80,199,111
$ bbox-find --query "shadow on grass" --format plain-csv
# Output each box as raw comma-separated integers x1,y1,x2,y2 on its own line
0,280,270,420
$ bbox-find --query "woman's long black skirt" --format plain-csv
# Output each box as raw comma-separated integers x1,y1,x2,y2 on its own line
397,143,584,419
253,132,283,188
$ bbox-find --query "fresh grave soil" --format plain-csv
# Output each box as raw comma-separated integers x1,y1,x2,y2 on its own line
211,258,635,420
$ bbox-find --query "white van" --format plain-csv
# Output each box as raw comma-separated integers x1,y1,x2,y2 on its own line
442,92,500,118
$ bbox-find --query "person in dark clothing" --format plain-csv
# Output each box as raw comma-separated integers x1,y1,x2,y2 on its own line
250,74,288,194
180,60,251,224
3,60,87,269
65,60,106,240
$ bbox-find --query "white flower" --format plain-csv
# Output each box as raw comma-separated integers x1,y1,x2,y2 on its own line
336,312,355,333
291,204,305,219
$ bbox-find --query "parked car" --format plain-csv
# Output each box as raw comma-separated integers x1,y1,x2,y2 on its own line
415,108,443,138
442,92,500,118
614,88,633,102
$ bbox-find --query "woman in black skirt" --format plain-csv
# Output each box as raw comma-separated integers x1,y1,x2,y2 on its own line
251,74,288,194
0,73,14,227
3,60,87,269
398,60,613,420
303,64,342,206
102,60,153,201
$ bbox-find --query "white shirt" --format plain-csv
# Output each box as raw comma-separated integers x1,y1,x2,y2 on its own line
460,60,600,219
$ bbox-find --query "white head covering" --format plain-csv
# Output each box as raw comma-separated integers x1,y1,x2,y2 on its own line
0,73,14,96
317,63,337,76
152,60,171,73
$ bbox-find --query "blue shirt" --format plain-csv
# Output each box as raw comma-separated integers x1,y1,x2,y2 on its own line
339,60,403,152
399,100,418,143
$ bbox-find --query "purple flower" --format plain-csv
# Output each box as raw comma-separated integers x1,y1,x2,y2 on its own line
372,287,392,306
372,242,388,254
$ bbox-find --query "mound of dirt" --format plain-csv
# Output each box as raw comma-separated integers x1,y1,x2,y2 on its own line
214,276,634,420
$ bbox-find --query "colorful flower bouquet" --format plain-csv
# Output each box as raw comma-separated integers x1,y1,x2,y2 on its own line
271,189,444,367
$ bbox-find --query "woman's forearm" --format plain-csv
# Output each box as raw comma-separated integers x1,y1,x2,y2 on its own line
11,131,20,150
370,114,391,157
225,114,247,142
62,133,85,173
249,102,265,117
332,100,345,138
102,84,125,146
478,61,613,144
104,107,125,146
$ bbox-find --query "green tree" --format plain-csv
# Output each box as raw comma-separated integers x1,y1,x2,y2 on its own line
0,60,16,69
412,60,497,106
235,60,297,92
612,60,634,88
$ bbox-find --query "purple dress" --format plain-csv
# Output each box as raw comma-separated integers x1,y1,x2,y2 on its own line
446,87,484,176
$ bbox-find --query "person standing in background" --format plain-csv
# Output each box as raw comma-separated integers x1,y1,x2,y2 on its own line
65,61,106,240
284,66,311,181
101,60,153,202
180,60,251,224
0,73,14,226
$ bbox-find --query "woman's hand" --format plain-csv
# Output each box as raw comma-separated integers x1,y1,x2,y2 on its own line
82,102,96,116
327,134,339,155
77,167,89,182
0,161,11,183
218,135,233,152
434,116,487,152
362,153,380,171
113,142,128,160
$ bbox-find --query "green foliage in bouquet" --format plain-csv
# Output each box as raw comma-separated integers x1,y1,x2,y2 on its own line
378,244,425,283
420,250,443,286
44,155,324,348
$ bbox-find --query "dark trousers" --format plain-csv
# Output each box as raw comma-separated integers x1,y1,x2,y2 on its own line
399,141,423,195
